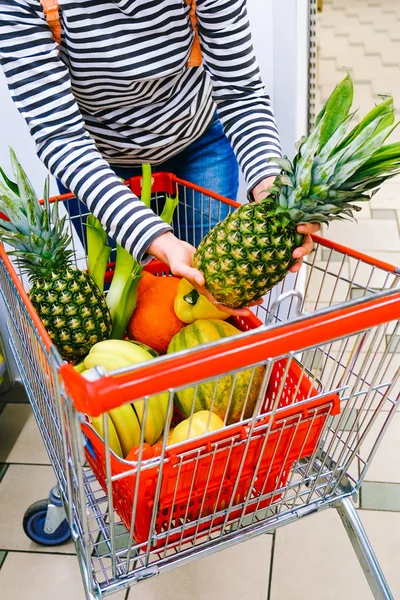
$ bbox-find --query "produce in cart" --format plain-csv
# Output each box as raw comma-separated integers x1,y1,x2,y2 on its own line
87,163,179,341
168,319,265,424
0,151,112,360
82,339,169,449
169,410,224,445
87,411,123,458
194,73,400,307
174,277,229,323
127,271,185,354
126,411,225,460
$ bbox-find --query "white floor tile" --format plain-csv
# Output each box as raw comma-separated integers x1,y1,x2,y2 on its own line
128,536,273,600
359,411,400,484
0,464,75,553
3,406,51,465
360,510,400,599
271,509,373,599
0,552,126,600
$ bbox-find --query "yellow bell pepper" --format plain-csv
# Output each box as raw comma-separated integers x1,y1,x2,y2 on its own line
174,278,229,324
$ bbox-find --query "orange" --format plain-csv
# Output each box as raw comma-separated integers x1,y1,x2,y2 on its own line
127,274,185,354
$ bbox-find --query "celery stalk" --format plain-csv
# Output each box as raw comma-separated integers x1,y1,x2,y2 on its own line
108,258,143,339
92,246,112,293
106,244,142,338
86,214,111,293
106,164,180,339
160,193,179,225
106,163,152,338
141,163,152,208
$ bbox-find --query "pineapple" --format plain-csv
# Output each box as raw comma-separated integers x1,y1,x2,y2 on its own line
194,73,400,308
0,151,112,360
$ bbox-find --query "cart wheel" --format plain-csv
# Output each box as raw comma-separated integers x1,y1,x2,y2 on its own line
23,500,71,546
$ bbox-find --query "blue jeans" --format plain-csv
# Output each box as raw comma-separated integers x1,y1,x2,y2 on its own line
57,113,239,248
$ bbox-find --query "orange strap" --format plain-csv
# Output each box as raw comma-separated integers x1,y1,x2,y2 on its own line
185,0,203,67
39,0,202,67
40,0,61,46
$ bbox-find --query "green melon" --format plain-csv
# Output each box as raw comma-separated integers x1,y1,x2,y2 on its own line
167,319,265,424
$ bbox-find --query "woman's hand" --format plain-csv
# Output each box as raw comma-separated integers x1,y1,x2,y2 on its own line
251,177,320,272
290,223,320,272
252,176,277,202
147,232,258,317
148,232,204,286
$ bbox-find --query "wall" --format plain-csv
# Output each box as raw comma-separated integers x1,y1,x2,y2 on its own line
0,73,56,196
244,0,310,196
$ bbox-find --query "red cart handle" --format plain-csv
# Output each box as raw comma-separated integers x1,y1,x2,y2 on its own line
60,288,400,416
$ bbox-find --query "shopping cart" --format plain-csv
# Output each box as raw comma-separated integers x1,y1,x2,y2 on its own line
0,173,399,600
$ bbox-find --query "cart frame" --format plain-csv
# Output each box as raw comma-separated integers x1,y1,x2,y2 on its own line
0,172,399,600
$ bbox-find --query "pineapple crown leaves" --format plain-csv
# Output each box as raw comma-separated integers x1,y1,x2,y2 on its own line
313,112,356,167
265,73,400,226
312,109,397,190
340,141,400,190
335,95,394,154
314,70,354,152
0,149,41,235
0,150,74,281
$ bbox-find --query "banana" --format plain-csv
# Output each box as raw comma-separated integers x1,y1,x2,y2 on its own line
108,404,141,457
87,339,151,364
82,341,169,453
82,369,141,457
133,392,169,445
155,427,175,446
83,352,133,371
90,413,123,458
74,361,86,373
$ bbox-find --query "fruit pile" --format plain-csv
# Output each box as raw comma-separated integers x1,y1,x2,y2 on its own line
0,153,259,457
1,73,400,460
78,313,259,459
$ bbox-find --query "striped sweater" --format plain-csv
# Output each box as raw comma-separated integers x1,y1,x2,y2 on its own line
0,0,282,261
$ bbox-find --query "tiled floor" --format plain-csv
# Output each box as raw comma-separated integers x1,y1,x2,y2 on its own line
1,1,400,599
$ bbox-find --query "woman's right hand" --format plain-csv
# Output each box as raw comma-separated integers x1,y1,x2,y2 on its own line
147,232,259,318
148,232,205,287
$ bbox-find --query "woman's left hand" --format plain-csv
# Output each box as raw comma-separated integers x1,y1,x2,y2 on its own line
251,177,320,273
252,176,277,202
290,223,320,273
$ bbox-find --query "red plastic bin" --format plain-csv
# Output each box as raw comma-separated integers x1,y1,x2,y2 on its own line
82,265,340,547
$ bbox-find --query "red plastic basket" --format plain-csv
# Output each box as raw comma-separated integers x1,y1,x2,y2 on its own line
82,262,340,547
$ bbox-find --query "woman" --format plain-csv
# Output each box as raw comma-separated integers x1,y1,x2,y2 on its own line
0,0,318,313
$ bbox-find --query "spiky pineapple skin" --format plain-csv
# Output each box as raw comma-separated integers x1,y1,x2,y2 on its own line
29,267,112,360
194,202,297,308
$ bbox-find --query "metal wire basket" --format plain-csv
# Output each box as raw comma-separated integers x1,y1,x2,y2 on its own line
0,172,399,600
